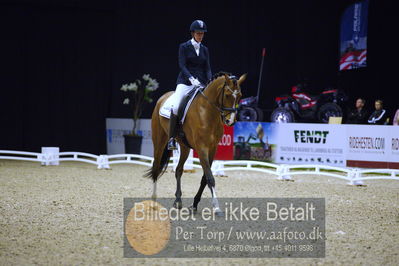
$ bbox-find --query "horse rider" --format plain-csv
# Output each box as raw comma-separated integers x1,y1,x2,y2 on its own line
167,19,212,150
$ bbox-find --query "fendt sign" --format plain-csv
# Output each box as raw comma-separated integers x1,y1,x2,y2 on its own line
294,130,330,144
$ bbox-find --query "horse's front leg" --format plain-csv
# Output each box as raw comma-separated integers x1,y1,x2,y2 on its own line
173,145,190,209
197,152,223,216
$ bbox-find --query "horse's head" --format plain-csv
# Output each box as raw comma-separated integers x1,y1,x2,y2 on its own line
219,73,247,126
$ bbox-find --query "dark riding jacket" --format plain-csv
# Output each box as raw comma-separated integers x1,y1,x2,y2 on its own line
176,40,212,86
347,108,368,124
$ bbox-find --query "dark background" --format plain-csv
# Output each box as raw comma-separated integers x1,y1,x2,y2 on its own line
0,0,395,154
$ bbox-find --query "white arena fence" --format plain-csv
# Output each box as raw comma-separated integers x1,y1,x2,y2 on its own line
1,149,399,186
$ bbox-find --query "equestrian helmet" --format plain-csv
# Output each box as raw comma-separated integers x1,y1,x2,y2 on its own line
190,20,207,32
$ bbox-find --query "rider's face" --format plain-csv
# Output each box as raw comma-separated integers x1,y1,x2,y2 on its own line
193,31,204,42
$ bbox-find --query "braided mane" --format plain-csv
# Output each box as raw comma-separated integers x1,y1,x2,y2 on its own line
207,71,232,85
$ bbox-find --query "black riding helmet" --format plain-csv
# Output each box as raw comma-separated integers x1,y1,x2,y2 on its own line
190,20,207,32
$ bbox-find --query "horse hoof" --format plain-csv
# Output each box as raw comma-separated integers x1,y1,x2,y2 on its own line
173,201,183,209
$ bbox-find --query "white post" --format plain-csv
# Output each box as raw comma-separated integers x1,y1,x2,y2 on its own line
41,147,59,166
172,145,180,172
97,155,110,169
277,165,292,181
212,161,225,176
184,149,194,171
348,168,365,186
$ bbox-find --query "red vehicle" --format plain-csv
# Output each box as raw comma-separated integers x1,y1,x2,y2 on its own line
271,85,347,123
237,96,264,122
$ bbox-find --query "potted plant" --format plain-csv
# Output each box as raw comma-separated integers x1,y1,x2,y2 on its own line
121,74,159,154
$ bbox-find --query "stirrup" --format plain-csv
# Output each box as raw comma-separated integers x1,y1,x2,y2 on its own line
168,138,177,150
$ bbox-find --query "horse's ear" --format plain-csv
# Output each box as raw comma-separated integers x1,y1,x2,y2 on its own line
238,73,247,85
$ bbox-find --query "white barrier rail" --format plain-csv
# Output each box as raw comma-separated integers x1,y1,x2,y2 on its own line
1,150,399,185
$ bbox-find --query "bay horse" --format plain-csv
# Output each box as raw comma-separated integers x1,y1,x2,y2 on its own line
145,72,246,215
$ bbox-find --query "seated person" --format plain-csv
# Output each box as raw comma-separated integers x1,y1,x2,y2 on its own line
393,109,399,126
368,99,388,125
346,98,368,124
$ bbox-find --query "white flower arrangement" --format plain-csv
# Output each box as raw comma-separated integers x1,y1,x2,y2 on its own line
121,74,159,136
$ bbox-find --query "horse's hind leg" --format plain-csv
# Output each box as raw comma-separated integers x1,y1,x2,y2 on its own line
173,144,190,209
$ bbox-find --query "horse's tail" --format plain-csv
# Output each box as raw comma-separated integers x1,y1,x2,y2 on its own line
144,145,171,183
144,91,174,183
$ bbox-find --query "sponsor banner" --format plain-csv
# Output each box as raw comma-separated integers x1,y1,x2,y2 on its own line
106,118,153,156
346,125,399,168
233,122,276,162
193,125,234,160
391,132,399,168
216,125,234,160
106,119,399,169
275,123,346,167
339,0,368,70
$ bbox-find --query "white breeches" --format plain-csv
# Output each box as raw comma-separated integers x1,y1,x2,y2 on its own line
171,83,195,114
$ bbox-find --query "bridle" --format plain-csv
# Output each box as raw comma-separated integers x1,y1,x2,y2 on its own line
199,77,241,122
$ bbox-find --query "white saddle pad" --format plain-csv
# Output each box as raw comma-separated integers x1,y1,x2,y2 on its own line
159,87,201,123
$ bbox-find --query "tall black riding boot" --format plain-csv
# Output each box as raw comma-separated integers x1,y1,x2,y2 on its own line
167,112,178,150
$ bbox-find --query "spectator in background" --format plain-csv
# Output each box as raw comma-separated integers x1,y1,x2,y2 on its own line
393,109,399,126
347,98,368,124
368,99,388,125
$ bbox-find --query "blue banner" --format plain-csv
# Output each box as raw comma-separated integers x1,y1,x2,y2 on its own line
339,0,368,70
